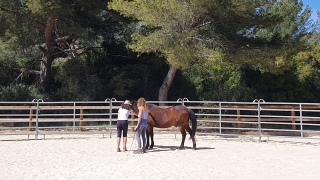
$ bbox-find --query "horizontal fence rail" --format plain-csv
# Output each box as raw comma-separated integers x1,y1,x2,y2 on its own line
0,98,320,142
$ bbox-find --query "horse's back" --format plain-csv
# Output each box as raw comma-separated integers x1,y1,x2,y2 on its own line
147,104,190,127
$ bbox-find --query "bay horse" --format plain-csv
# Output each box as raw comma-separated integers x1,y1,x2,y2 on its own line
130,101,197,150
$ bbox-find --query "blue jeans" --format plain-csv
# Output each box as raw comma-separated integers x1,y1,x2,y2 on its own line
136,125,147,149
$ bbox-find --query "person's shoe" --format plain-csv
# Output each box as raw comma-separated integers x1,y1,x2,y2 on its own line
142,148,146,153
117,148,121,152
133,148,143,154
123,147,127,152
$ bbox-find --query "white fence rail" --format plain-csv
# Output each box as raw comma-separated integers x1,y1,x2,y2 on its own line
1,98,320,142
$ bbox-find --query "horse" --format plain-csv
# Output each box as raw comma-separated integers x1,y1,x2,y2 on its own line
130,101,197,150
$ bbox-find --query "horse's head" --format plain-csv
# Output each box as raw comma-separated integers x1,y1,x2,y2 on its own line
129,100,139,114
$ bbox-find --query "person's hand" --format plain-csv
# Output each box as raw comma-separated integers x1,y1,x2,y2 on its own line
135,126,138,131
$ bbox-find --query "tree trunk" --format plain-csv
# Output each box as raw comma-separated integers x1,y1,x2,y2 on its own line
0,8,70,93
40,56,53,93
158,65,177,105
40,15,57,93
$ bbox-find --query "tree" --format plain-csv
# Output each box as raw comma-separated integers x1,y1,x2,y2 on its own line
0,0,108,92
109,0,311,102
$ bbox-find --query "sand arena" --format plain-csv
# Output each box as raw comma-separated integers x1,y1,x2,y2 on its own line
0,134,319,180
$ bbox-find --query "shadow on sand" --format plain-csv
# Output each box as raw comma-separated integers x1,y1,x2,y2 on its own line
145,145,215,153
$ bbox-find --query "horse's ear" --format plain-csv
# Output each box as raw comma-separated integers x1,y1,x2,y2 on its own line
130,100,135,105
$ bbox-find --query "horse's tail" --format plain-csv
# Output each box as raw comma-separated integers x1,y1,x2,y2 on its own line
188,109,197,137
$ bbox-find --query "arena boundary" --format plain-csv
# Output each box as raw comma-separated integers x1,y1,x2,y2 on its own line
1,98,320,142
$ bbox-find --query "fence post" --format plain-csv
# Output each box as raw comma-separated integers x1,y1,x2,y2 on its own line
253,99,265,143
29,109,33,131
175,98,185,139
73,103,76,132
258,101,261,142
182,98,189,106
109,98,117,138
79,109,84,131
258,99,265,142
219,102,222,135
181,98,189,138
33,99,43,140
291,108,296,130
237,110,241,133
299,104,303,137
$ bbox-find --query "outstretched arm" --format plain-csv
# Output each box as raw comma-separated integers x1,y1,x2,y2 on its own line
131,111,138,117
135,108,143,131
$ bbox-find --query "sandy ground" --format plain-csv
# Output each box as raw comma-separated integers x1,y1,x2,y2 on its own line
0,133,320,180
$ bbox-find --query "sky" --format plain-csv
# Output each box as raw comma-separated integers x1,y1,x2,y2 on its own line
302,0,319,22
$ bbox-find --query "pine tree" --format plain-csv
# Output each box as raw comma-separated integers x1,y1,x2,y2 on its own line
0,0,108,92
109,0,311,101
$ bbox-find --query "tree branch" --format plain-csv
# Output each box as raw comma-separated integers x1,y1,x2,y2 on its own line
55,36,73,42
0,7,46,29
38,46,46,53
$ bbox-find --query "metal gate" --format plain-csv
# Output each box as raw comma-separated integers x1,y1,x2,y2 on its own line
1,98,320,142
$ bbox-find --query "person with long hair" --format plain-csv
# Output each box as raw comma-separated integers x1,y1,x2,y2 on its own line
134,97,149,154
116,100,133,152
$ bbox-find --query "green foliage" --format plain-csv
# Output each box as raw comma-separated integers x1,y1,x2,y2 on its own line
108,0,231,69
182,63,255,101
26,0,65,16
115,0,281,69
52,57,104,101
0,0,111,92
255,0,310,41
0,84,45,101
0,0,318,103
0,40,21,86
225,0,312,74
108,0,315,102
110,71,135,98
294,46,320,87
243,69,315,102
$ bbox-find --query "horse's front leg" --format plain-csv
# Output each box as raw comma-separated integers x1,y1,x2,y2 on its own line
149,127,154,149
179,127,186,149
146,127,150,149
146,126,154,149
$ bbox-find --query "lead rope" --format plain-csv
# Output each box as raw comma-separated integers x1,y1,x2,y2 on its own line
129,131,136,152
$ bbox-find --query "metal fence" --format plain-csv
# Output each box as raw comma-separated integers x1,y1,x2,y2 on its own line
1,98,320,142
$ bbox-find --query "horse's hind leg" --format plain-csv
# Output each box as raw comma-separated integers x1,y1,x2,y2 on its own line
179,126,186,149
185,126,196,150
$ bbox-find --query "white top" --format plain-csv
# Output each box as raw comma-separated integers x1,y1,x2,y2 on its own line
117,108,133,120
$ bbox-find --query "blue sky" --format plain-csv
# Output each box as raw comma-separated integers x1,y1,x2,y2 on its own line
302,0,319,22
